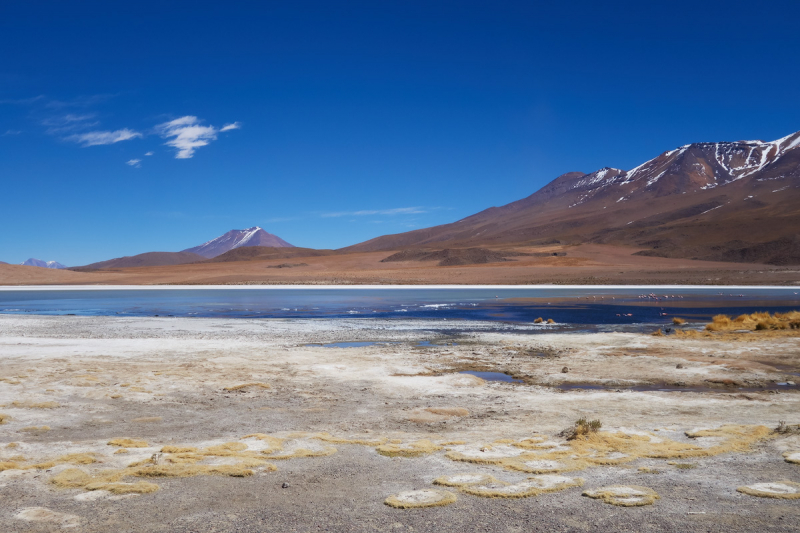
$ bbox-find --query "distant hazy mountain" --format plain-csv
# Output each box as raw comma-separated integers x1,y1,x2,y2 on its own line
183,226,294,258
21,258,67,269
345,130,800,265
73,251,207,271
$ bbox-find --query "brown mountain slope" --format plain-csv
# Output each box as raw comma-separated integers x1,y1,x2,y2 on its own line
344,131,800,264
72,251,207,271
202,246,336,263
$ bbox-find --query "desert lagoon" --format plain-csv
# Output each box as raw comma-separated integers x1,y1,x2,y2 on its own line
1,286,799,531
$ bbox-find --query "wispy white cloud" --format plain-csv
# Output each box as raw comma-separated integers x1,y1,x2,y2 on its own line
144,151,154,156
321,207,427,218
126,159,141,167
220,121,241,132
66,128,142,147
155,116,219,159
3,129,21,136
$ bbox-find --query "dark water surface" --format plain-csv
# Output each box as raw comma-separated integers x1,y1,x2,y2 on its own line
0,287,798,329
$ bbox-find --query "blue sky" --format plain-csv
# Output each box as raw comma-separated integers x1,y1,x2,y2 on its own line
2,1,799,266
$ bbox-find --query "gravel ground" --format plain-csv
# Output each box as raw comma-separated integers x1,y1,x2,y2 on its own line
1,315,799,532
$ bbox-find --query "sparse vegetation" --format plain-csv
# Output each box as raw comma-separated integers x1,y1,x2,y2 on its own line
672,317,686,325
561,417,602,441
534,317,544,324
775,420,800,435
706,311,800,332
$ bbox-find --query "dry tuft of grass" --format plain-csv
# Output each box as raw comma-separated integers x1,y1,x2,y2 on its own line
672,317,686,325
651,329,664,336
11,401,60,409
131,463,255,478
376,439,443,458
20,426,50,433
223,382,271,392
161,445,198,454
108,438,149,448
533,317,544,323
737,481,800,499
314,432,388,446
0,413,9,424
384,489,457,508
561,418,602,441
0,461,21,472
705,311,800,333
583,485,660,506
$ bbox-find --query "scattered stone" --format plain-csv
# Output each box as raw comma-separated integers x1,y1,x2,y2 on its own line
561,367,569,373
282,482,289,488
676,364,684,369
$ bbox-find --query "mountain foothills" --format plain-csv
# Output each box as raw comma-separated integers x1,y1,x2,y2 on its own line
346,130,800,265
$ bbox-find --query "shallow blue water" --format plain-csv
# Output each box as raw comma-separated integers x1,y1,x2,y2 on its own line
0,288,798,328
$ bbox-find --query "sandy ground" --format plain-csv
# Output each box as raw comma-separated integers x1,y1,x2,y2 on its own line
1,315,799,532
2,244,800,286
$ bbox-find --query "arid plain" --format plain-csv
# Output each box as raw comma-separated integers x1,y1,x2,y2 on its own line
1,311,799,532
2,244,800,287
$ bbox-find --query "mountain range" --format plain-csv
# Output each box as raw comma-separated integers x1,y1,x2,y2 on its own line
26,129,800,273
345,130,800,265
20,258,67,269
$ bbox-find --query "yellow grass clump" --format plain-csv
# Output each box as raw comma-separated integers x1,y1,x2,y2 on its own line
0,461,21,472
314,432,388,446
461,475,584,499
0,413,9,424
533,317,544,323
433,473,498,488
108,438,149,448
20,426,50,433
583,485,659,506
11,401,60,409
131,463,255,478
241,433,284,453
737,481,800,499
223,382,271,391
161,445,198,454
202,442,248,456
114,449,129,454
547,318,556,324
376,439,443,458
705,311,800,333
384,489,457,508
672,317,686,325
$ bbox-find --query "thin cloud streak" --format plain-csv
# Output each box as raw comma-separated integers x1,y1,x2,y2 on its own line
320,207,427,218
66,128,142,147
220,122,241,132
126,159,141,167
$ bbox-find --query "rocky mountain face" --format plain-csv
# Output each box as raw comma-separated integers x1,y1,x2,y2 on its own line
183,227,294,258
21,258,67,269
345,131,800,265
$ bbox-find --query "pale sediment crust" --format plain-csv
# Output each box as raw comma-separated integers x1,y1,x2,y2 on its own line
1,314,800,531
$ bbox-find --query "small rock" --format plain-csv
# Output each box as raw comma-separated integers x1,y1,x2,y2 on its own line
561,367,569,373
788,381,796,386
676,364,684,369
282,482,289,488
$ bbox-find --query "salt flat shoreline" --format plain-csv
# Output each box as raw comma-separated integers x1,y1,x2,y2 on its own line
1,314,799,532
